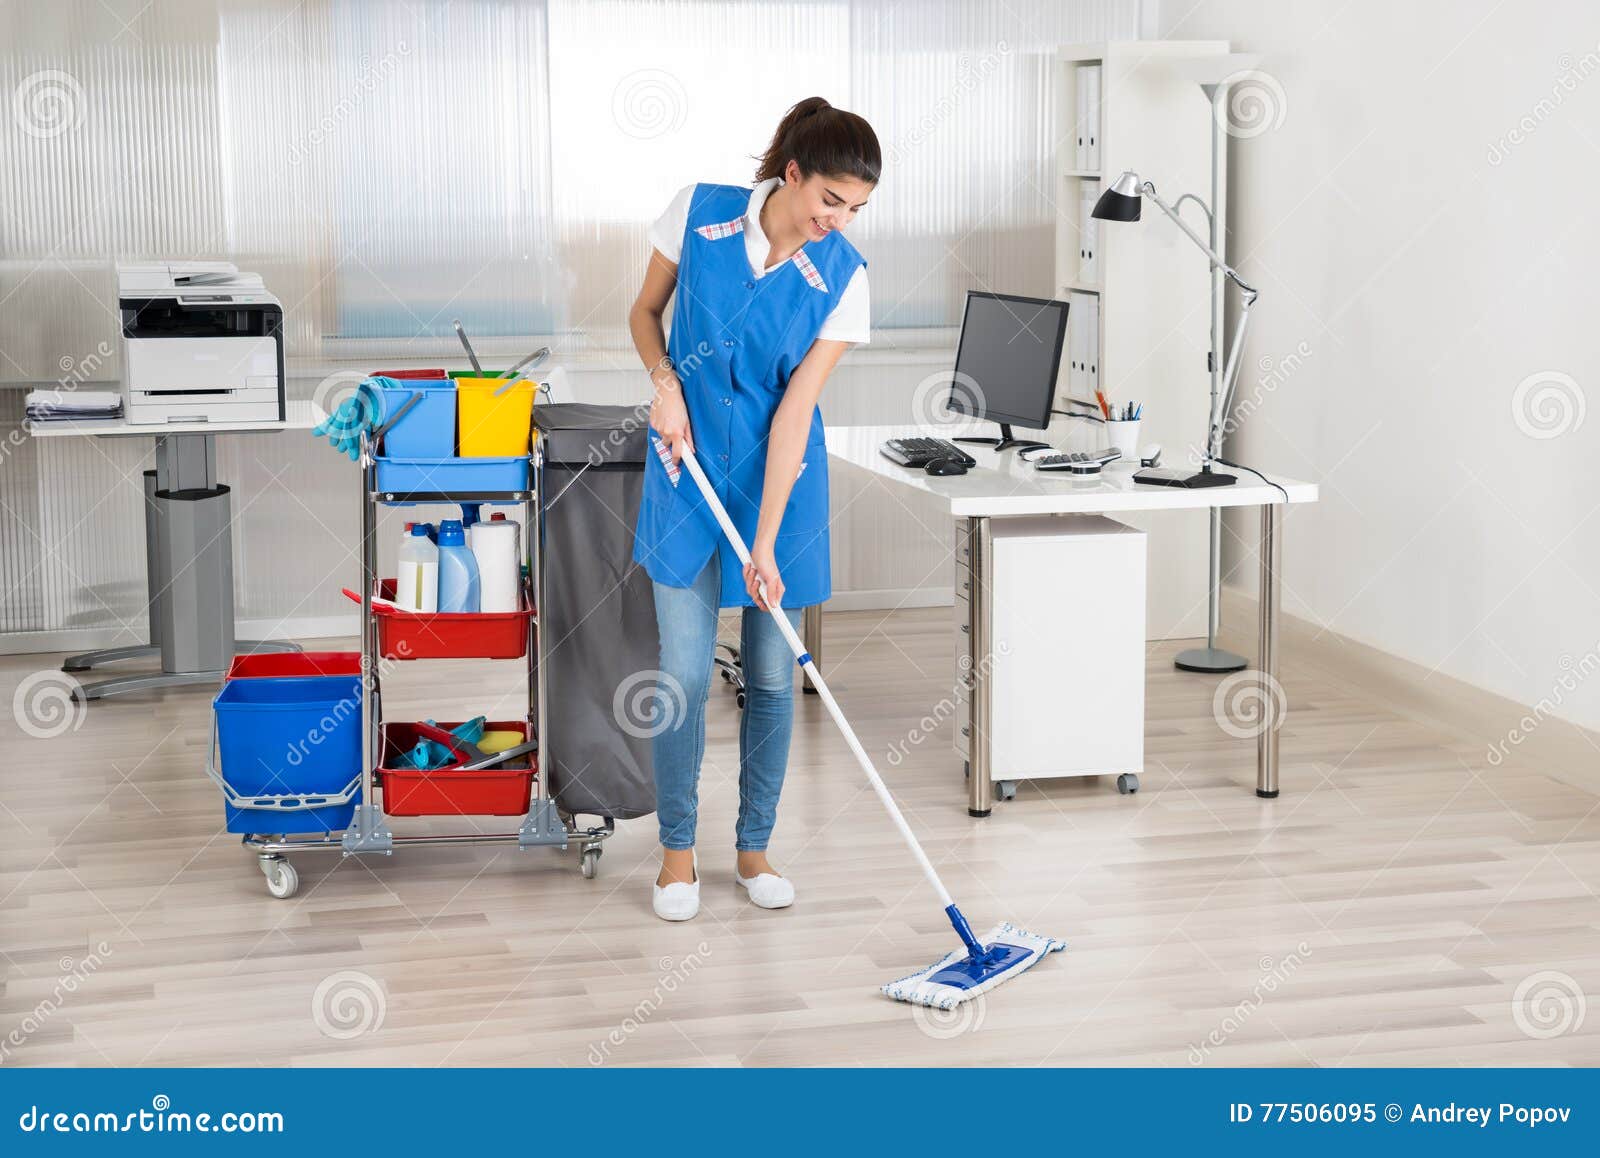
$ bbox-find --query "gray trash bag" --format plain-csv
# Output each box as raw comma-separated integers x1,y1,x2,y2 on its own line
534,403,658,820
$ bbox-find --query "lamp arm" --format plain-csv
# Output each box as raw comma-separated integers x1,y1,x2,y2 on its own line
1208,291,1255,460
1140,181,1257,296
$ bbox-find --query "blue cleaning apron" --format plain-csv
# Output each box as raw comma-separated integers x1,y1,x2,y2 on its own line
632,182,866,609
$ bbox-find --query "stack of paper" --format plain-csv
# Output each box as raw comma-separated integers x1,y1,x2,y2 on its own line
24,389,124,422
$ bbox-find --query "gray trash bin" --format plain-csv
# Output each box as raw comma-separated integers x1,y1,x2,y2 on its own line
534,404,658,821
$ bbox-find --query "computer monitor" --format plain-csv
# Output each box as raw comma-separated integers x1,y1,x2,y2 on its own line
945,290,1070,452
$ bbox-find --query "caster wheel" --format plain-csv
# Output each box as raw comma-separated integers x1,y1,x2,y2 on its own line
996,780,1017,801
735,691,747,709
1117,773,1139,795
262,859,299,899
963,760,970,781
580,847,602,879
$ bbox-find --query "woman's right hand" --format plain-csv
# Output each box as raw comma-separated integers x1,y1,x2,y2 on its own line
649,375,693,463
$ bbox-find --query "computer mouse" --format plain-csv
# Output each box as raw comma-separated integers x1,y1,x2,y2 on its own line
924,457,970,477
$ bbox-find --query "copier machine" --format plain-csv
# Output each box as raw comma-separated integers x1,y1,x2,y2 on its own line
118,261,285,425
62,263,299,700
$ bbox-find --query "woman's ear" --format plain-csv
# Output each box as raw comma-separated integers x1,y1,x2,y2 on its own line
783,158,802,186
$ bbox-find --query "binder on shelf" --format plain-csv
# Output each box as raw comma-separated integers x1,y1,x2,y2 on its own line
1078,181,1099,284
1068,290,1093,398
1082,64,1102,172
1085,292,1101,397
1074,67,1088,171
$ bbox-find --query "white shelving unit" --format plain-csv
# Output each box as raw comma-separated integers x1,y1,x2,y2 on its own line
1053,39,1230,640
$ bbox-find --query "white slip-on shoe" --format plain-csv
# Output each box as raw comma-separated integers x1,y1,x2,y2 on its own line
652,857,699,921
736,870,795,910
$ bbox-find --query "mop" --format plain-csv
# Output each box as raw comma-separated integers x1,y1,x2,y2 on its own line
662,436,1065,1009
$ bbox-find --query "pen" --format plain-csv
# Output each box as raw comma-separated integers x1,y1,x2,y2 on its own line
1095,390,1111,420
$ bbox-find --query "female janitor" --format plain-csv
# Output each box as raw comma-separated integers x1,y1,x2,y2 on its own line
629,97,879,921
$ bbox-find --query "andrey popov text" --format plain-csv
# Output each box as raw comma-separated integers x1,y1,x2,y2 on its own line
1230,1103,1572,1128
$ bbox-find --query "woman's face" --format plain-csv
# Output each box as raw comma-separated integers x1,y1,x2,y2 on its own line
783,161,874,242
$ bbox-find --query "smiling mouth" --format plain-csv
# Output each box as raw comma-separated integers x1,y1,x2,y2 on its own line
810,217,832,234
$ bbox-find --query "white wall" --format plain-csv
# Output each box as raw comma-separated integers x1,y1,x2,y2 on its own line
1156,0,1600,730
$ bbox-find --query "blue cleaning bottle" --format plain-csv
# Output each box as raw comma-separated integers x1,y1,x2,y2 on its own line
435,519,481,613
460,503,482,530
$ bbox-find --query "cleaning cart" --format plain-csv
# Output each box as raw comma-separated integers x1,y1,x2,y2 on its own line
217,394,657,898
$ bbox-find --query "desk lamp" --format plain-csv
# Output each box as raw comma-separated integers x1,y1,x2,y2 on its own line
1092,169,1259,671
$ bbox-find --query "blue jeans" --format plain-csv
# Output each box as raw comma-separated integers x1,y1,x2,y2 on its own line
652,551,802,852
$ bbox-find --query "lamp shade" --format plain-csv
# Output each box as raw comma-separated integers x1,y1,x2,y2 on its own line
1091,170,1143,222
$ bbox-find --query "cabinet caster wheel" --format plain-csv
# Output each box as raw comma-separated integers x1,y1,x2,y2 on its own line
1117,773,1139,795
580,846,602,879
996,780,1017,801
262,858,299,899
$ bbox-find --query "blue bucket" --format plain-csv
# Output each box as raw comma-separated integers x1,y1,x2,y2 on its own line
212,675,364,835
373,377,456,459
373,455,529,500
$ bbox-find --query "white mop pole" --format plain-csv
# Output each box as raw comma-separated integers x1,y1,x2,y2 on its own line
677,445,957,911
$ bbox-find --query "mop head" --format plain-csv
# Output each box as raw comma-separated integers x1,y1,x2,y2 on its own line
882,922,1066,1009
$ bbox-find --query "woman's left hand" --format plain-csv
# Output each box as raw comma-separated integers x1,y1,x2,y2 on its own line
745,544,784,611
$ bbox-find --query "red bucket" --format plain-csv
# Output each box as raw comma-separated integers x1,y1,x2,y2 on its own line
225,651,362,680
377,720,535,817
344,581,533,660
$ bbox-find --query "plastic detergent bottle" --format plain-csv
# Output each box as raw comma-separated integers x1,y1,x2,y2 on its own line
435,519,481,613
397,524,439,612
460,502,482,530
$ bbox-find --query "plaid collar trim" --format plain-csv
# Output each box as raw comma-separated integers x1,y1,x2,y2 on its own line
791,248,828,292
694,217,744,241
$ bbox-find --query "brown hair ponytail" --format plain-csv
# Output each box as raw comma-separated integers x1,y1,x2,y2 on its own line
754,97,881,185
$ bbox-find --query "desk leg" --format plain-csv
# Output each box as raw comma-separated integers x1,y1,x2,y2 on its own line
1257,503,1283,798
802,605,822,694
967,516,994,818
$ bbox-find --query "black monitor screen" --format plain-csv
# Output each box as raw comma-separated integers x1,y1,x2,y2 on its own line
945,292,1069,431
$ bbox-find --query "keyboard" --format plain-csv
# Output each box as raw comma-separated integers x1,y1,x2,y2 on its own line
880,436,978,469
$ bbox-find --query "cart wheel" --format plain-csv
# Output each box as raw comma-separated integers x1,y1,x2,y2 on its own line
996,780,1017,801
735,690,747,710
580,846,602,879
1117,773,1139,795
262,858,299,899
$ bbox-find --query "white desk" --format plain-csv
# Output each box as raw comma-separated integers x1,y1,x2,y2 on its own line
29,400,318,699
821,422,1319,814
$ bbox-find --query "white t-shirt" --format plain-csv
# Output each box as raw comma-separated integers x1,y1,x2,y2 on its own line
648,177,871,345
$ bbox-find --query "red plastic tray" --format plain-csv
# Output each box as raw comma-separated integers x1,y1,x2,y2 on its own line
226,651,362,680
367,579,532,661
377,720,535,817
370,368,448,379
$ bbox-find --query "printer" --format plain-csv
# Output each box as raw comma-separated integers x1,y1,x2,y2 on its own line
118,261,285,425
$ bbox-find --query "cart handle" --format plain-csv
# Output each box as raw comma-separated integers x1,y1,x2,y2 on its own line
206,719,362,812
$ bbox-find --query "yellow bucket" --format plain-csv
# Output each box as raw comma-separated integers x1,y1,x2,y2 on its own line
455,377,536,457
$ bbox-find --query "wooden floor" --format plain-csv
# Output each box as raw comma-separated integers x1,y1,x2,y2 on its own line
3,608,1598,1067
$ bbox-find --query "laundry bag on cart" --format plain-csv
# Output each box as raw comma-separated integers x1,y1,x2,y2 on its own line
534,404,658,820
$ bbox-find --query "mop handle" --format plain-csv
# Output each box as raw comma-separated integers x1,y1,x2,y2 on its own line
676,444,957,911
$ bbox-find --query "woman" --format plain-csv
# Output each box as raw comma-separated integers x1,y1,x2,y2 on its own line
629,97,879,921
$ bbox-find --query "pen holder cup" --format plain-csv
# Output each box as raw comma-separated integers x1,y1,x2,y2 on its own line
1106,418,1140,464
